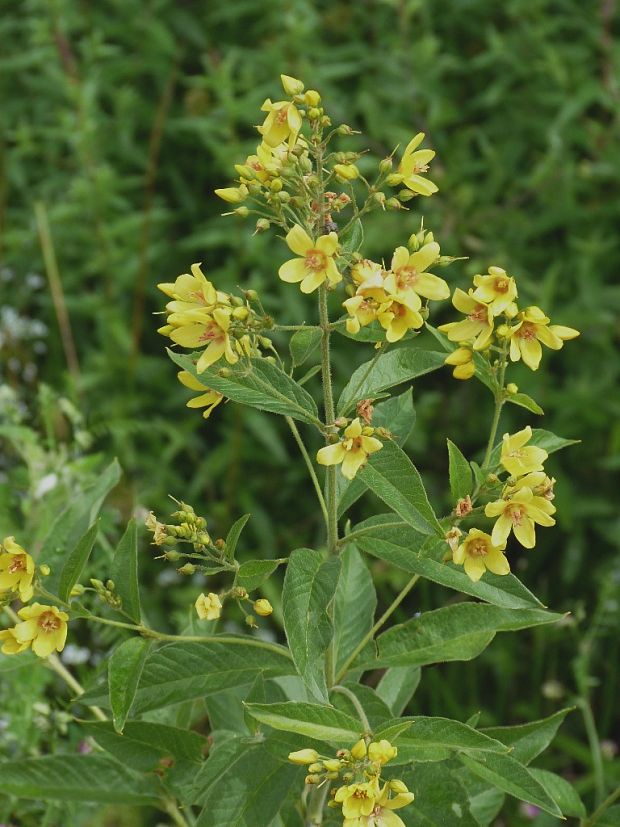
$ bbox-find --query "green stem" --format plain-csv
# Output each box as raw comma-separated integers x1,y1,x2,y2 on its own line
332,684,371,732
287,416,329,525
578,696,606,807
305,782,331,827
318,285,338,556
582,785,620,827
163,798,194,827
335,574,420,683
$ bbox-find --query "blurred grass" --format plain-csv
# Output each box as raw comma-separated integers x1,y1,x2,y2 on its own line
1,0,620,822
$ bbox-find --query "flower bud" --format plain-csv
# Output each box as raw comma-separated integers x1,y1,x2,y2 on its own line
333,163,360,181
244,614,257,627
308,762,324,773
453,362,476,380
305,774,321,785
304,90,321,107
386,197,404,210
218,368,232,378
407,233,420,251
379,157,393,174
351,739,367,760
39,564,51,576
507,383,518,394
385,173,402,186
70,583,85,596
323,759,341,772
496,324,510,338
398,189,415,202
244,289,259,301
234,164,254,180
308,107,321,120
232,306,249,321
389,779,409,793
233,207,249,217
337,124,354,135
231,586,248,599
281,74,304,96
214,185,248,204
163,550,181,561
444,347,473,366
270,178,283,192
288,749,320,765
177,563,196,575
255,218,270,233
253,598,273,617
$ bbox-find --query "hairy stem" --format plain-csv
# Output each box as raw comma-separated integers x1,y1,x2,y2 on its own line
332,684,371,732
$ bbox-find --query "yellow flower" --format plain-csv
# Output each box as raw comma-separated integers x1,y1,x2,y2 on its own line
368,740,398,766
145,512,167,545
253,598,273,617
214,184,249,204
177,371,224,419
508,306,580,370
259,99,302,148
1,603,69,658
392,133,438,196
444,346,475,380
288,748,320,765
169,307,238,373
343,295,383,334
438,289,494,350
350,259,385,289
507,471,556,501
279,225,341,294
384,242,449,302
342,781,415,827
335,780,380,820
317,419,383,480
471,267,518,316
236,143,278,184
0,537,35,602
452,528,510,582
485,488,556,549
500,426,548,477
195,592,222,621
377,296,424,342
157,263,220,312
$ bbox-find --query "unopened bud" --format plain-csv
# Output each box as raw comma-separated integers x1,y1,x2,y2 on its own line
253,598,273,617
308,762,324,774
232,306,249,321
245,614,257,628
164,550,181,561
407,233,420,251
105,580,115,591
308,107,321,120
233,206,249,217
337,124,354,135
70,583,85,596
231,586,248,599
506,383,518,394
379,157,393,174
255,218,270,233
385,173,402,186
304,90,321,107
351,739,367,760
386,197,404,210
333,163,360,181
281,74,304,96
323,759,341,772
398,189,415,202
305,774,321,785
270,178,283,193
177,563,196,576
39,564,51,577
218,368,232,378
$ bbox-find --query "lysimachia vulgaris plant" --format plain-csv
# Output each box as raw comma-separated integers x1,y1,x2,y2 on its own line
1,75,585,826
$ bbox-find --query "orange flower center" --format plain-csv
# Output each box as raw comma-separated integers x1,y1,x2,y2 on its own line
8,556,26,573
518,322,537,340
199,324,224,343
276,107,289,124
467,305,487,323
468,540,489,557
494,278,509,293
190,290,207,304
305,249,327,271
353,789,371,800
396,265,419,289
412,161,429,173
38,612,61,634
509,505,525,525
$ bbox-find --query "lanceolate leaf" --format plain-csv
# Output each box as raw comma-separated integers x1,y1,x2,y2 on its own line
168,349,321,426
236,559,281,592
355,603,563,670
0,754,161,804
244,701,362,744
111,519,141,623
356,441,442,536
224,513,251,560
480,708,573,765
337,347,445,415
289,326,322,367
333,545,376,674
57,521,99,602
109,637,152,733
506,392,544,415
400,763,479,826
282,549,340,701
529,768,586,818
447,439,473,501
376,666,421,716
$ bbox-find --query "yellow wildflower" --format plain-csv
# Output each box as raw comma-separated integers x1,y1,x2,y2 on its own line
500,426,548,477
471,267,518,316
438,289,494,351
236,143,278,184
343,295,383,335
317,419,383,480
507,471,556,501
169,307,238,373
279,225,341,294
342,782,415,827
377,295,424,342
157,263,220,312
288,748,320,765
508,306,580,370
0,603,69,658
0,537,35,602
253,599,273,617
452,528,510,582
145,512,167,545
195,592,222,621
368,740,398,766
384,242,449,302
177,371,224,419
444,346,475,380
350,259,385,289
391,133,438,196
259,98,302,148
335,780,380,820
214,184,249,204
485,488,556,549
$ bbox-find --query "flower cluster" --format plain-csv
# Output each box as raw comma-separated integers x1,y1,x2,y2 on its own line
449,427,556,582
289,738,413,826
440,267,579,377
0,537,68,659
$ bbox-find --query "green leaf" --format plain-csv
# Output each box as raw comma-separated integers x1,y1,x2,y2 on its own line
331,683,392,730
289,327,322,367
282,549,340,701
193,734,301,826
337,389,416,516
224,513,250,560
111,519,141,623
356,603,563,669
339,218,364,254
333,545,376,674
373,716,510,764
356,441,442,536
244,701,361,744
168,349,321,426
57,521,99,602
598,806,620,825
39,459,121,594
376,666,421,716
236,558,281,592
506,392,544,415
529,768,586,818
400,763,479,826
481,708,572,765
488,428,579,467
81,720,206,772
353,516,543,609
459,753,563,818
109,637,152,733
81,640,294,713
0,755,160,804
447,439,473,501
337,347,446,415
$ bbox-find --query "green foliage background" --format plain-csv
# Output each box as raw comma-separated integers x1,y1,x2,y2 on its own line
1,0,619,824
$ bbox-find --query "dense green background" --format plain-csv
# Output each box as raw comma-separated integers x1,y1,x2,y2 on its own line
1,0,619,824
